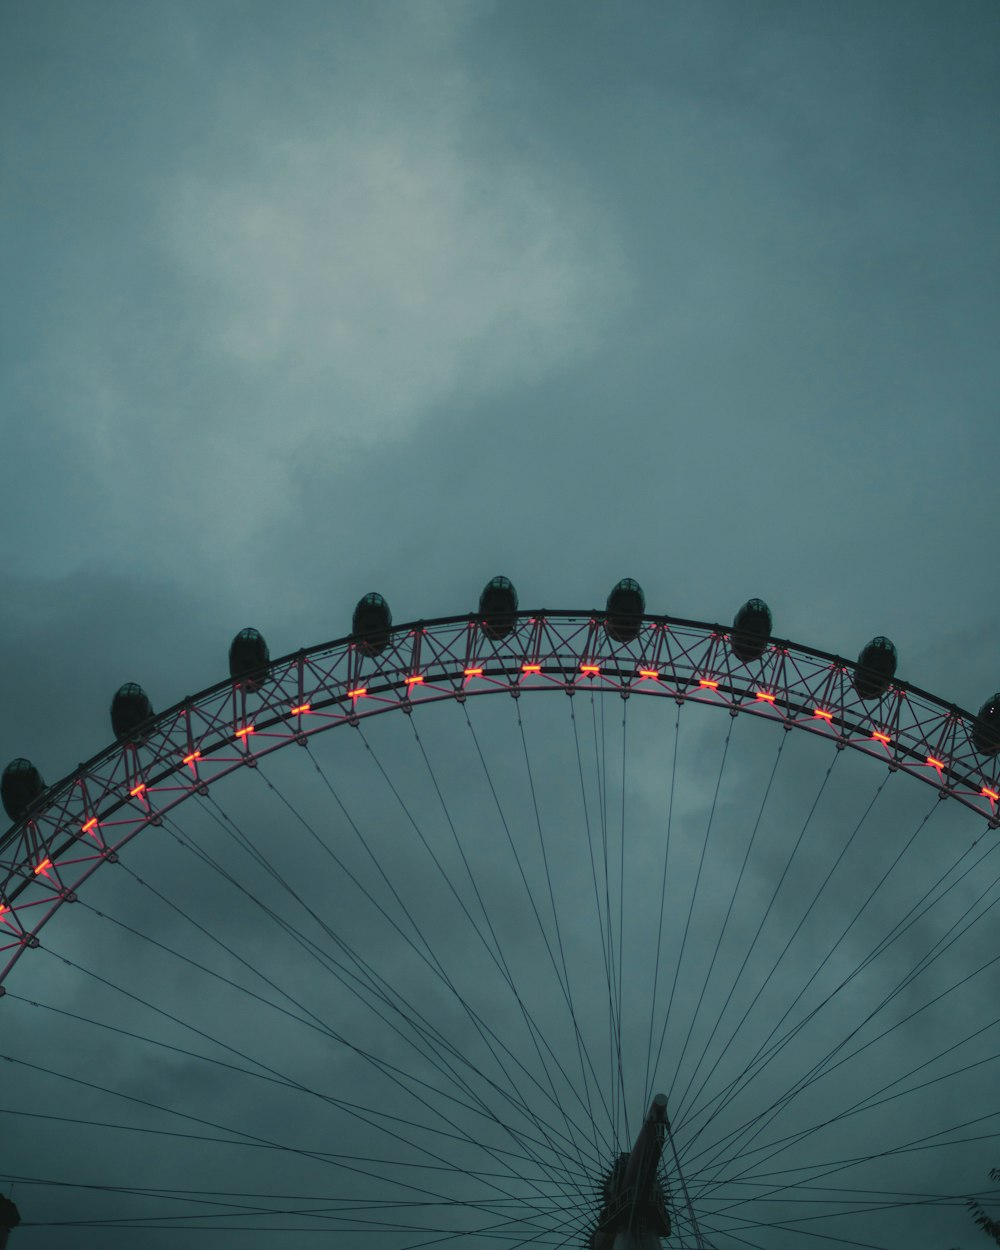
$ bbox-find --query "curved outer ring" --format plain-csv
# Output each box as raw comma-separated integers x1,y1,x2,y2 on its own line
1,609,997,987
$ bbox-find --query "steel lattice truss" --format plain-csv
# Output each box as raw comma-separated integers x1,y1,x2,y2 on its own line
1,610,997,985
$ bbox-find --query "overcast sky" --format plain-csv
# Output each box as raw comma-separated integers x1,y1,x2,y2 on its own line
1,3,999,1248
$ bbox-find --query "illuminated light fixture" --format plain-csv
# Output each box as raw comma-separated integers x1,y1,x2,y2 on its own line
34,858,52,877
580,664,601,675
81,817,98,833
756,691,776,703
129,783,146,798
234,725,255,739
872,731,891,745
291,703,312,715
982,787,999,802
464,667,483,678
699,679,719,690
522,664,541,674
638,669,660,680
813,708,834,722
404,674,424,686
346,688,367,700
926,756,945,771
182,750,201,766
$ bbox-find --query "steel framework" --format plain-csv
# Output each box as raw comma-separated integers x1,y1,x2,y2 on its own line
1,609,997,987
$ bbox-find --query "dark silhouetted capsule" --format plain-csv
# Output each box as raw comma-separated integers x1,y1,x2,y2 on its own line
605,578,645,643
853,636,898,700
1,758,45,823
730,599,773,663
229,627,270,690
352,592,392,656
972,693,1000,757
479,576,519,640
111,682,154,744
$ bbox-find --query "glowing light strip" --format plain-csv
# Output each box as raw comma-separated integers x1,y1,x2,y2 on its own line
291,702,312,715
872,731,891,745
580,664,600,675
129,783,146,798
927,756,945,771
34,858,52,877
756,691,776,703
522,664,541,674
182,751,201,766
814,708,834,722
81,817,98,833
464,667,483,678
347,688,367,699
699,678,719,690
404,674,424,686
234,726,255,740
638,669,660,680
982,787,999,803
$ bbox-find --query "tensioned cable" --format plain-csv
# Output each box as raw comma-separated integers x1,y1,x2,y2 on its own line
406,708,609,1175
566,694,620,1180
674,742,840,1149
649,721,734,1107
200,771,593,1201
351,718,602,1196
697,881,1000,1192
689,1013,1000,1211
674,765,890,1132
462,702,616,1162
287,730,602,1185
514,698,610,1184
669,729,788,1123
24,944,583,1224
684,805,998,1180
62,876,592,1219
641,702,681,1107
616,698,629,1146
114,832,574,1185
591,689,619,1151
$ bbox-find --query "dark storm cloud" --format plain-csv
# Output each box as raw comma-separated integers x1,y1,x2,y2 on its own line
2,3,999,1248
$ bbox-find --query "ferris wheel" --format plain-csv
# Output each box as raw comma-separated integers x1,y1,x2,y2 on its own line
1,577,999,1249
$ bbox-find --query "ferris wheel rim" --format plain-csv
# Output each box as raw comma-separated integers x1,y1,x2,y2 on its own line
1,606,997,988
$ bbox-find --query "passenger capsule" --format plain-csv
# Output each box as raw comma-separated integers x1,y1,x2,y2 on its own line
352,593,393,656
853,636,898,700
229,627,270,690
605,578,645,643
730,599,772,663
972,693,1000,757
478,576,518,640
110,682,154,744
1,758,46,823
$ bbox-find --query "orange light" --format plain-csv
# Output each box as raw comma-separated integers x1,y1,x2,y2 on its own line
464,667,483,678
183,751,201,766
522,664,541,674
34,858,51,877
699,679,719,690
580,664,600,675
872,731,891,745
234,726,255,739
927,756,945,771
638,669,660,680
81,817,98,833
347,688,367,700
813,708,834,722
756,691,776,703
982,787,999,803
129,783,146,798
404,674,424,686
291,703,312,715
